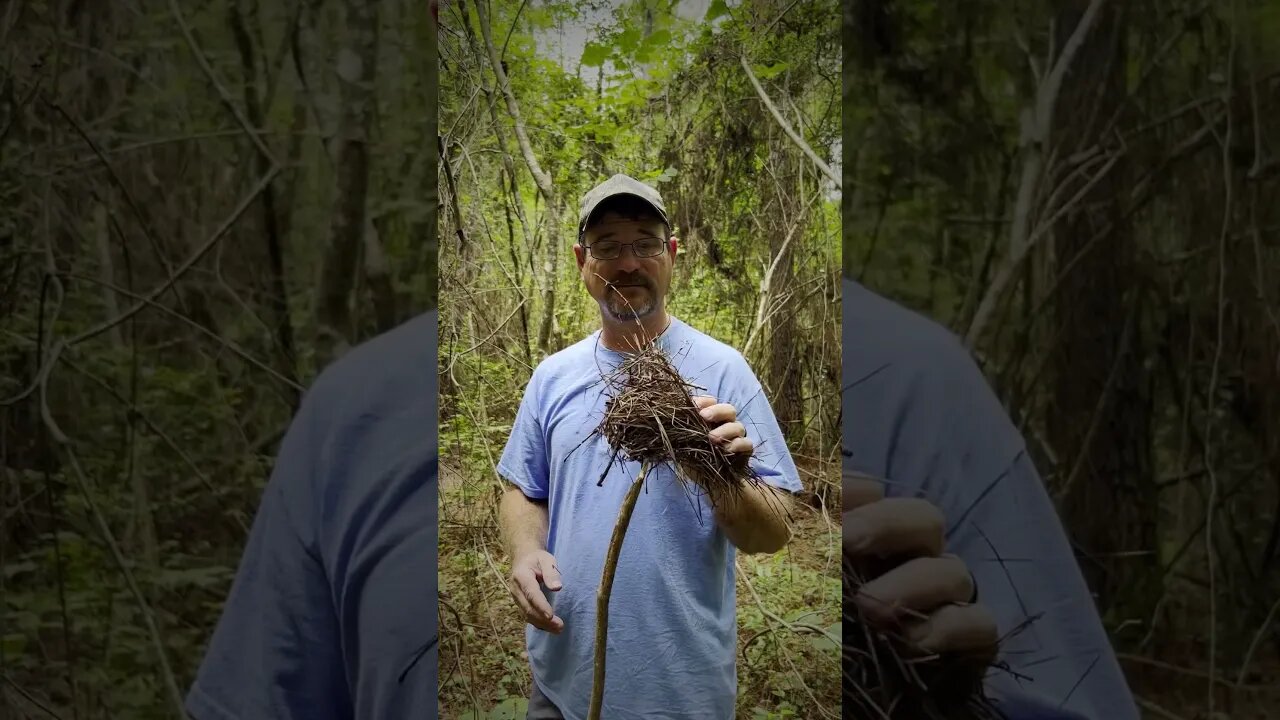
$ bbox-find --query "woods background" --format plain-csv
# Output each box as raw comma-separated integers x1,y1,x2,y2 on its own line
1,1,437,717
844,1,1280,718
6,0,1277,719
436,0,841,717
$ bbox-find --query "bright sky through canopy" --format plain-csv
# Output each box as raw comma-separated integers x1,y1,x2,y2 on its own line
528,0,839,200
534,0,715,76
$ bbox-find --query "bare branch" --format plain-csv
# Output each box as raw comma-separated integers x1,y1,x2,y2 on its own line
64,272,302,391
167,0,277,164
474,0,559,355
964,0,1109,348
474,0,553,197
1037,0,1108,135
39,387,186,719
740,56,838,186
70,166,282,347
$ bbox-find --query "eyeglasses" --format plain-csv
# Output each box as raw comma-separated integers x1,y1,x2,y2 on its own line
582,237,666,260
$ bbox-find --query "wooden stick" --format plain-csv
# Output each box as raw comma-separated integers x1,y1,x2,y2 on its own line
588,461,651,720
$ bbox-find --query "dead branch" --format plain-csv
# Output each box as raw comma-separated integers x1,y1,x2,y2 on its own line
964,0,1110,348
167,0,276,164
474,0,559,355
72,166,282,347
741,56,838,186
588,462,650,720
64,272,301,390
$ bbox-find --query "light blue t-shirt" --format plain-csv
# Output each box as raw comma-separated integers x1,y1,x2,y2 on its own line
186,311,439,719
841,278,1137,720
497,316,802,720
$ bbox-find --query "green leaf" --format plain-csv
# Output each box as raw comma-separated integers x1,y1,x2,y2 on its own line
645,29,673,48
618,28,642,53
707,0,729,22
782,608,809,622
581,42,609,68
753,62,790,80
807,621,840,652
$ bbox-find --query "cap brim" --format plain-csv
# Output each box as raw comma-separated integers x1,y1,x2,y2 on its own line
578,193,670,237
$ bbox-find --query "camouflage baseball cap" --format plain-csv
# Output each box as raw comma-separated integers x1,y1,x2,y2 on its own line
576,173,670,241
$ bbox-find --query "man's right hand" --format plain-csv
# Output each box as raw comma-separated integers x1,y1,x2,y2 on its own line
843,469,996,662
508,549,564,633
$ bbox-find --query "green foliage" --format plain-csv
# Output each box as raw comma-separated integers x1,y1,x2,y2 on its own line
735,549,840,715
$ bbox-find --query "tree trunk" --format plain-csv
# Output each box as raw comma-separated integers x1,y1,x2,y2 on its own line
315,0,378,362
1047,0,1156,622
475,0,560,357
364,219,398,332
767,149,803,440
91,203,125,350
230,0,299,404
766,237,802,439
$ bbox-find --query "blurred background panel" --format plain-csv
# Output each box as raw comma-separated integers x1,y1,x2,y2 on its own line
844,0,1280,716
0,1,436,716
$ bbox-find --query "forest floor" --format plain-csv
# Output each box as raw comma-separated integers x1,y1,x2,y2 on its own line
437,461,843,720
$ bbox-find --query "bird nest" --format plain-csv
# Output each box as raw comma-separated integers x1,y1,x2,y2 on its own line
591,333,761,510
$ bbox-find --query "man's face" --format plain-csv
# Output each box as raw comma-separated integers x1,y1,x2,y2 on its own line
574,212,675,323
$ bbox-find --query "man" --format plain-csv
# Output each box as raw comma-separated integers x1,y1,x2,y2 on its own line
841,276,1139,719
497,174,803,719
185,310,440,719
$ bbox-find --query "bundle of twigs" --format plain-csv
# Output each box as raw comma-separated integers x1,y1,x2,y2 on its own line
594,334,762,506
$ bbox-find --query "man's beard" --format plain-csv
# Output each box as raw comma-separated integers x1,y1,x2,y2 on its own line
601,276,657,321
604,293,656,321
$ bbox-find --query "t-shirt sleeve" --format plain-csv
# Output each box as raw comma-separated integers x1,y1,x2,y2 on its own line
949,449,1139,720
496,372,551,499
186,393,349,720
729,356,803,494
908,343,1139,720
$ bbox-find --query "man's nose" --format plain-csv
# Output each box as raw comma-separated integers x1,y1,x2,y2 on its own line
613,247,642,272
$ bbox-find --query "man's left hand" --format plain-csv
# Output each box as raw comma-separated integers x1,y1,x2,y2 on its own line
692,395,753,465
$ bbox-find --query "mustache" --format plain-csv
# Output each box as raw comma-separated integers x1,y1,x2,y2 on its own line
603,273,653,289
